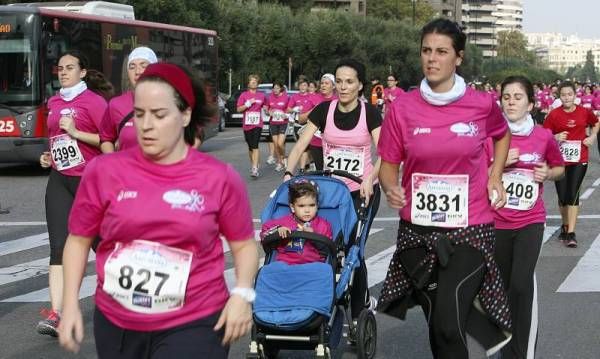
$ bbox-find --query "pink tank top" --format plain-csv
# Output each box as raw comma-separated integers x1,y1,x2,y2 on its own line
322,100,374,192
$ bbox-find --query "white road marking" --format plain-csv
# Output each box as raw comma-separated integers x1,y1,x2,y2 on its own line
2,275,97,303
592,178,600,187
213,135,243,140
557,233,600,293
0,252,95,287
0,232,48,256
0,222,46,226
543,226,560,244
580,188,595,200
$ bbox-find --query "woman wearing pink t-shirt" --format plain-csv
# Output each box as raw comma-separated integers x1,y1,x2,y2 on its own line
237,74,267,177
99,47,158,153
307,73,337,171
266,81,289,172
383,73,405,115
58,63,258,358
37,51,108,337
492,76,564,359
377,19,512,358
284,59,382,331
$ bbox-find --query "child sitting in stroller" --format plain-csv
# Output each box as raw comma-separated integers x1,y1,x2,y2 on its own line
260,179,332,265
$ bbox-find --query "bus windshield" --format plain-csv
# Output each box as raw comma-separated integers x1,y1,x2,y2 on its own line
0,13,39,106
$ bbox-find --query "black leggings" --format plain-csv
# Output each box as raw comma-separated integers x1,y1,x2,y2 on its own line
45,169,80,265
495,223,544,359
555,163,587,206
399,244,485,359
308,145,324,171
94,308,228,359
349,184,381,318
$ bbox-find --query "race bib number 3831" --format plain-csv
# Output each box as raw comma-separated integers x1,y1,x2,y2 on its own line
103,240,193,314
411,173,469,228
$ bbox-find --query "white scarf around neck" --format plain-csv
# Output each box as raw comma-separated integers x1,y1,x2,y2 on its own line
59,81,87,102
506,113,535,136
420,74,467,106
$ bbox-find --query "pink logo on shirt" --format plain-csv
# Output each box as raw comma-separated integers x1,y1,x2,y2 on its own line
162,189,205,213
450,122,479,137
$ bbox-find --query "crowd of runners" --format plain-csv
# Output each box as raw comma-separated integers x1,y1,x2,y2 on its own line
29,16,598,359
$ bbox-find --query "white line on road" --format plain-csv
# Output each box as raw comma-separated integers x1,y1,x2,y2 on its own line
2,275,97,303
0,252,95,287
580,188,595,200
213,135,243,140
0,222,46,226
0,232,48,256
543,226,560,244
593,178,600,187
557,233,600,293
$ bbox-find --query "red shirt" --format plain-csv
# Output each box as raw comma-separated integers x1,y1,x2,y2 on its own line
543,106,598,164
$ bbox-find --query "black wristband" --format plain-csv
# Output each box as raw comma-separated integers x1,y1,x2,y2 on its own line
284,171,293,177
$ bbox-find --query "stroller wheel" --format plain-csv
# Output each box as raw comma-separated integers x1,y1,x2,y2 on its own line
356,309,377,359
261,344,279,359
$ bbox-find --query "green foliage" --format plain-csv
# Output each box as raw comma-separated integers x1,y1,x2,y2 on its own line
496,30,536,64
578,50,598,83
482,57,561,85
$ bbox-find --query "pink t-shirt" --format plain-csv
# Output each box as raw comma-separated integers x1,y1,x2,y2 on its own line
384,87,405,104
267,92,289,125
46,89,107,177
260,214,332,265
237,90,266,131
68,147,254,331
99,91,137,151
378,88,508,227
288,92,316,114
594,96,600,111
489,127,564,229
309,93,338,147
580,94,595,110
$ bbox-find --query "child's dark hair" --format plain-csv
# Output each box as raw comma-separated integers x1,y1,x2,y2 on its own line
289,180,319,205
137,65,217,145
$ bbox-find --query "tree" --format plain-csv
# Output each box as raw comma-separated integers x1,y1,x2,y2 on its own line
579,50,598,83
496,30,536,64
366,0,435,25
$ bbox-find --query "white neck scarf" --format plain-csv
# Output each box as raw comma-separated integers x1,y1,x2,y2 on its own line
59,81,87,102
420,74,467,106
506,113,535,136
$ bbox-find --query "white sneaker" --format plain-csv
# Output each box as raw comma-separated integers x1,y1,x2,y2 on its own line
275,163,284,172
266,156,276,165
250,167,259,178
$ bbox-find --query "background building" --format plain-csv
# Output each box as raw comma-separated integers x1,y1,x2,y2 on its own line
425,0,463,23
312,0,366,15
526,32,600,74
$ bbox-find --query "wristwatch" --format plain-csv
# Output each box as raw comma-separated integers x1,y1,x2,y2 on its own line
231,287,256,303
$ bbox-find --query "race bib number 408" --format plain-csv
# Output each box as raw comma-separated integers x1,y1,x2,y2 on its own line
103,240,193,314
411,173,469,228
502,169,539,211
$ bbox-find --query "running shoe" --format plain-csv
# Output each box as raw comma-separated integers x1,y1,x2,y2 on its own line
565,233,578,248
266,156,276,165
559,225,568,241
36,308,60,337
275,163,284,172
250,167,259,178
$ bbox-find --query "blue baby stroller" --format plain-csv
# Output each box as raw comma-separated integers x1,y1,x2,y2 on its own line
247,170,377,359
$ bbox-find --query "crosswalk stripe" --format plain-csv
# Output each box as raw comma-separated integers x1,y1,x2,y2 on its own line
0,233,49,256
0,252,96,287
543,226,560,243
2,275,97,303
557,233,600,293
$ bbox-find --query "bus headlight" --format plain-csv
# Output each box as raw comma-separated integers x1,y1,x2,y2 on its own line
20,121,27,128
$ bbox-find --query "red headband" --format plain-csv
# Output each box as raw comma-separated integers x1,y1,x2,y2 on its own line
139,63,196,110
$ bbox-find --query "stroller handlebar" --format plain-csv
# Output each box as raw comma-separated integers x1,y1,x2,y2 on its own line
262,231,337,257
299,170,362,185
